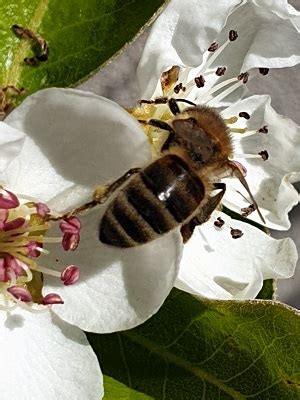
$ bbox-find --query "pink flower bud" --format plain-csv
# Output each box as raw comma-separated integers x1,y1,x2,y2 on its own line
42,293,64,305
61,265,80,286
7,286,33,302
0,189,20,209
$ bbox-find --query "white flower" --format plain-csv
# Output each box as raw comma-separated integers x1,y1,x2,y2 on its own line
0,88,182,399
136,0,300,298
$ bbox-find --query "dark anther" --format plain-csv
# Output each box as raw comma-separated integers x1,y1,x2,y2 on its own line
239,111,250,120
208,42,219,52
174,83,186,94
258,150,269,161
229,30,238,41
230,228,243,239
214,217,225,228
216,67,227,76
237,72,249,84
194,75,205,88
259,125,268,134
259,68,269,76
241,204,256,217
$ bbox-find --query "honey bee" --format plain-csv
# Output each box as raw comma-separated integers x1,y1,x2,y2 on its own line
98,98,265,247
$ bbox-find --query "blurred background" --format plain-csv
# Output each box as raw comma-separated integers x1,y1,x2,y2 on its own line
79,0,300,308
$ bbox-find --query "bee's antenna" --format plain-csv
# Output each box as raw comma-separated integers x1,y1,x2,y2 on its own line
228,161,266,225
174,99,197,107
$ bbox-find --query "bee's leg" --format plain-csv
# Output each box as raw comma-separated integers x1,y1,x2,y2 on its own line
138,118,174,133
181,183,226,243
138,118,177,151
57,168,142,219
139,97,196,115
93,167,142,204
168,98,180,115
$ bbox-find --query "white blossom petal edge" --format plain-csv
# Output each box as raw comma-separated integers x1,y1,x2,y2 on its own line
176,211,298,300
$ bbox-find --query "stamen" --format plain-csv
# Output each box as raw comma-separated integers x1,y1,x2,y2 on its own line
208,42,219,52
224,116,238,124
241,204,256,217
239,111,250,120
201,30,238,74
216,66,226,76
61,265,80,285
230,128,248,133
42,293,64,305
230,228,243,239
259,125,268,134
194,75,206,88
234,153,264,159
259,68,269,76
174,83,186,94
0,188,19,209
214,217,225,228
206,78,244,106
7,286,33,302
229,30,238,41
231,129,257,138
237,72,249,84
0,189,82,310
258,150,269,161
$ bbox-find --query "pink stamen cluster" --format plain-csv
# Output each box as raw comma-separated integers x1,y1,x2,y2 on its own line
0,188,81,310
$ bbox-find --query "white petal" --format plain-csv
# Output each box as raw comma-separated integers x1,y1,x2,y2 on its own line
222,94,300,230
176,211,297,300
0,308,103,400
0,122,25,178
43,206,182,333
5,88,151,211
137,0,240,98
137,0,300,100
252,0,300,19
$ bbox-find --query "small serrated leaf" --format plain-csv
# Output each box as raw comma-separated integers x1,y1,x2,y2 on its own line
88,289,300,399
0,0,167,97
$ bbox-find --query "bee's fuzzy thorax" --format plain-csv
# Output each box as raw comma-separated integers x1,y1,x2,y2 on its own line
175,105,233,159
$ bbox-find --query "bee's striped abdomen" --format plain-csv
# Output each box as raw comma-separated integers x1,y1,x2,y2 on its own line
99,154,205,247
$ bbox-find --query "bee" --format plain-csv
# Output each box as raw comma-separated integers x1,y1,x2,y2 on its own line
98,98,265,248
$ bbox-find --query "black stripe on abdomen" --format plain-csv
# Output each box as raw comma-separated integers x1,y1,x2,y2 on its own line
141,154,205,222
125,176,175,234
99,154,205,247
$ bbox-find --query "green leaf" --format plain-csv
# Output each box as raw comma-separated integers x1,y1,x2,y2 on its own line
88,290,300,399
0,0,166,96
256,279,275,300
103,376,153,399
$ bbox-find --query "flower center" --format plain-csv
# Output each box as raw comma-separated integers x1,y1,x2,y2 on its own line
0,188,80,311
